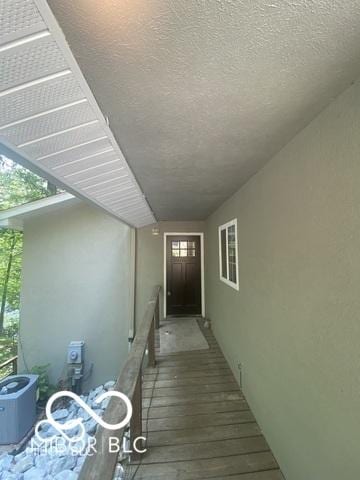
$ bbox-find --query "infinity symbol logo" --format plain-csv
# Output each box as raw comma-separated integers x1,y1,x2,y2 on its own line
35,390,133,444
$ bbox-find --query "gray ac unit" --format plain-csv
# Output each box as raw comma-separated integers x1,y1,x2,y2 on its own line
0,374,38,445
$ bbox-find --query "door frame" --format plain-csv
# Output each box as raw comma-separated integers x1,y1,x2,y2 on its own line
163,232,205,318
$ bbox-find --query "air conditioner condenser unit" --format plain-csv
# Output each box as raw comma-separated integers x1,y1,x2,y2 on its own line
0,374,38,445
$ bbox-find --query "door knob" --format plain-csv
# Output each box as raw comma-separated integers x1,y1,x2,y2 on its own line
167,291,171,296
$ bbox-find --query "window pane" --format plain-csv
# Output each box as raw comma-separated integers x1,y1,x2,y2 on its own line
188,241,195,248
229,261,236,283
180,241,187,249
172,249,180,257
172,241,179,249
180,249,187,257
221,228,227,279
188,249,195,257
227,225,237,283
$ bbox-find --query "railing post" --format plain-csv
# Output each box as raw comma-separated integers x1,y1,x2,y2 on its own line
0,356,18,379
155,297,160,330
148,317,156,368
130,374,143,462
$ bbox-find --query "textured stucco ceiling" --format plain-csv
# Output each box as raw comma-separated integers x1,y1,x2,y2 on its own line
47,0,360,220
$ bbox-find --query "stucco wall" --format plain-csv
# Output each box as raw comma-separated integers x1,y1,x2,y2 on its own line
19,203,132,390
135,221,205,326
205,78,360,479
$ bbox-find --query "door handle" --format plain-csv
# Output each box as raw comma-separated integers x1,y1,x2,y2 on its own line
167,291,171,296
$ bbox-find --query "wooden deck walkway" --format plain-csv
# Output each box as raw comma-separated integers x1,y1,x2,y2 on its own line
131,319,284,480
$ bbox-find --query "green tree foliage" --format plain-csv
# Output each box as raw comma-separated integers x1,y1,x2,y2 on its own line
0,231,22,333
0,156,54,334
0,155,50,210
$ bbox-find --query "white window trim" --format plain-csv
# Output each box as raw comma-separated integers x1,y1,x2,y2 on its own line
218,218,239,291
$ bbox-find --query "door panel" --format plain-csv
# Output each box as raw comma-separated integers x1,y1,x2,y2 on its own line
166,235,202,316
171,262,183,308
184,263,198,306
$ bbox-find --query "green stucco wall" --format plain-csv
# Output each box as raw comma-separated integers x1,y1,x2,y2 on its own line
20,203,132,390
205,79,360,479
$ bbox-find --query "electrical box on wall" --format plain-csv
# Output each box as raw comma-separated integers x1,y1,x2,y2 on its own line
67,341,85,365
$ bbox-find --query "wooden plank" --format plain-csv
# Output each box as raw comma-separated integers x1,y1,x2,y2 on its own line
144,367,232,381
155,353,224,363
138,437,269,464
156,349,223,359
142,410,254,432
143,382,239,398
147,423,261,447
154,297,160,329
0,355,18,377
143,374,236,389
146,364,230,374
0,355,18,369
156,350,223,360
156,335,217,346
156,358,228,368
131,452,278,479
143,391,242,408
130,375,143,462
199,472,284,480
148,317,156,368
143,400,249,419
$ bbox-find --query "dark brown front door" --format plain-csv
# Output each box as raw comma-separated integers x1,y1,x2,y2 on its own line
166,235,202,316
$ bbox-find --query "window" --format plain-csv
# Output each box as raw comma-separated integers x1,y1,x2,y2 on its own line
218,219,239,290
171,240,196,257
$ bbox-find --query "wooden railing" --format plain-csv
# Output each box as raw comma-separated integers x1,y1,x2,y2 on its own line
79,285,161,480
0,355,18,379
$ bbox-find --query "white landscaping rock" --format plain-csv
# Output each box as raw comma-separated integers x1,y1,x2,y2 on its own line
0,453,13,470
104,380,115,391
52,409,69,421
54,470,78,480
84,418,97,435
100,397,110,409
75,457,85,469
64,424,82,439
92,408,104,417
14,450,27,462
40,425,60,439
34,454,52,473
69,434,92,456
1,473,23,480
50,456,77,476
114,464,125,479
38,422,50,432
93,385,104,397
24,466,47,479
68,402,79,415
87,386,103,403
12,455,34,474
77,408,91,422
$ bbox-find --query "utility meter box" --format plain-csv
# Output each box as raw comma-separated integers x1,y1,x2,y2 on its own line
67,341,85,365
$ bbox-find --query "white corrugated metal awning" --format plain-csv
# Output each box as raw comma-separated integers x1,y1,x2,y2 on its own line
0,0,156,228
